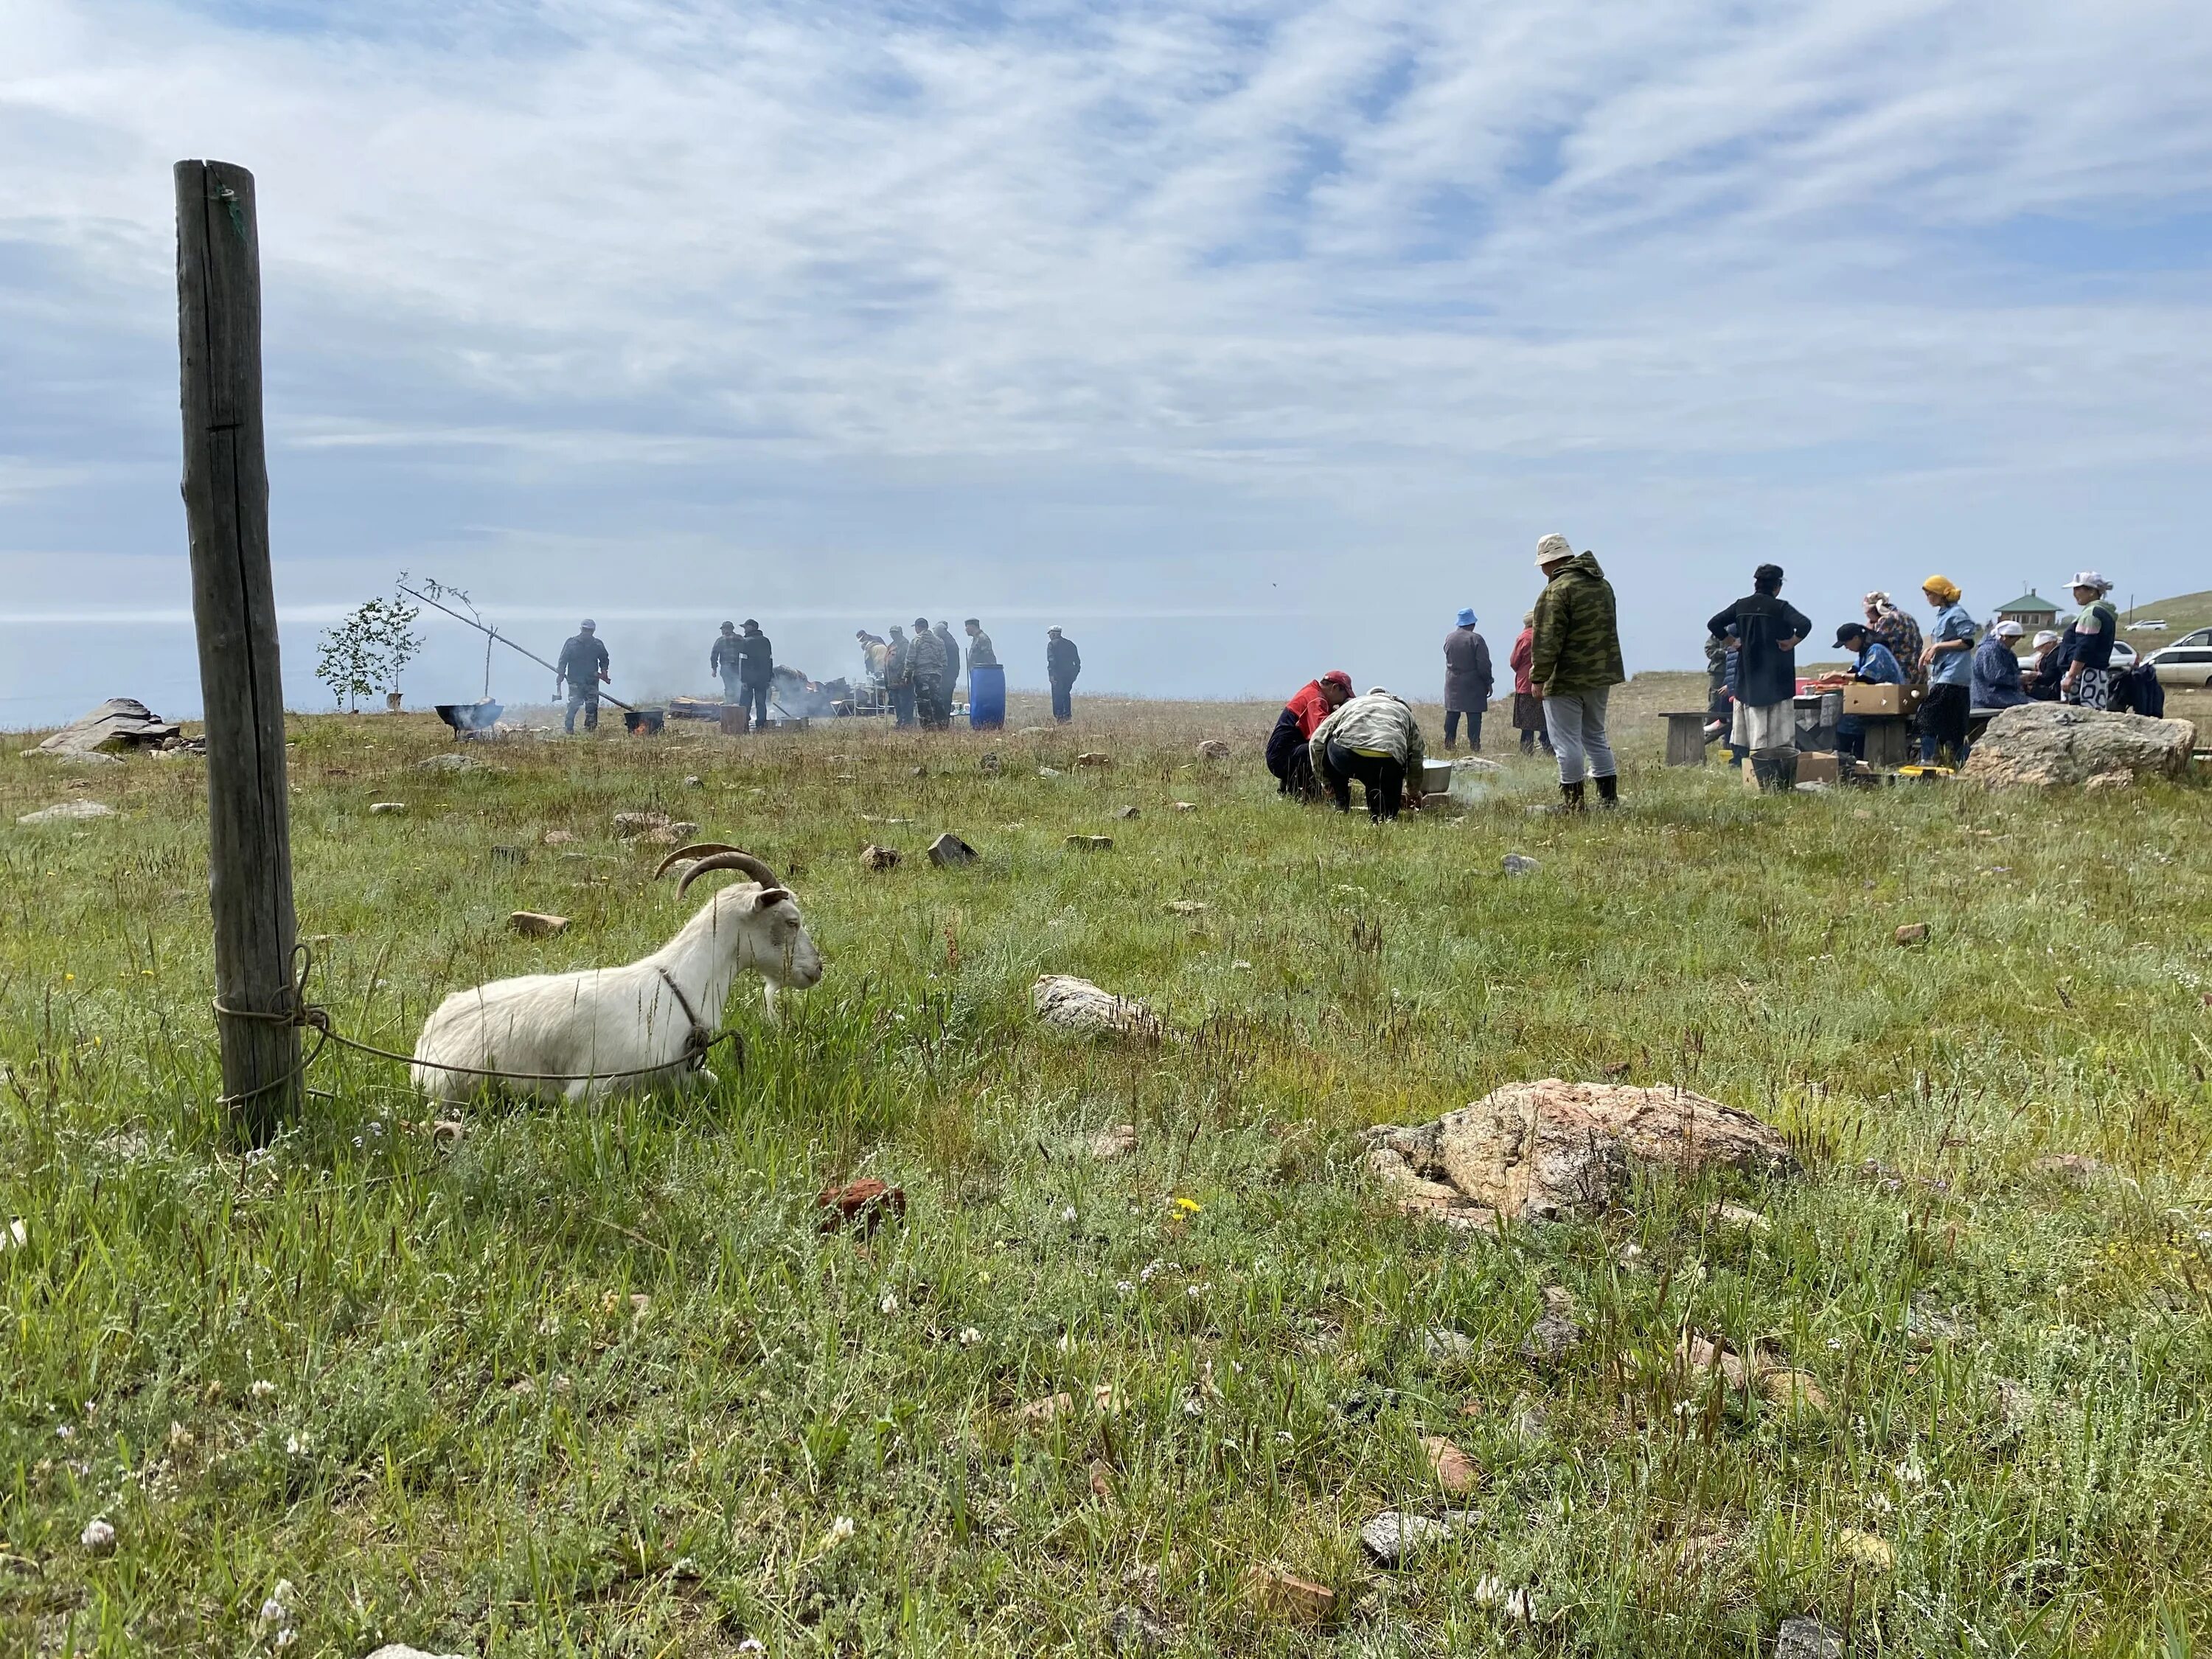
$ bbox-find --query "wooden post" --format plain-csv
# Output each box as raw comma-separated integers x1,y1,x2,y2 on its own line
1663,711,1709,767
176,159,300,1143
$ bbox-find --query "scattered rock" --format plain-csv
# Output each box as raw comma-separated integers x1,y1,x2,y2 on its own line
1961,703,2197,788
860,844,902,872
490,844,527,864
542,829,577,845
1707,1200,1772,1233
1986,1376,2031,1436
978,753,1002,773
1519,1287,1583,1363
1166,899,1208,916
1171,801,1197,812
1834,1528,1893,1571
1066,834,1115,851
1245,1567,1335,1623
1501,853,1540,875
1359,1510,1475,1567
683,774,703,789
1018,726,1053,737
1106,1604,1172,1654
1420,1434,1481,1494
1032,975,1164,1040
1115,805,1141,820
911,765,927,778
1037,767,1062,778
928,832,979,868
430,1119,467,1148
364,1647,472,1659
1677,1331,1753,1391
1196,740,1231,760
2084,770,2134,791
1365,1079,1797,1223
17,800,116,824
1076,752,1113,768
1759,1368,1829,1413
1085,1124,1138,1160
612,810,669,838
1423,1327,1477,1363
1366,1143,1499,1231
2033,1152,2110,1188
815,1178,906,1235
1453,755,1505,773
368,801,408,815
32,698,180,757
1016,1391,1076,1426
418,753,483,773
1894,922,1928,945
1774,1617,1846,1659
509,911,570,939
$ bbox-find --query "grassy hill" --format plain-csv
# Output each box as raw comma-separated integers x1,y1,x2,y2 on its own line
1,698,2208,1655
2123,589,2212,642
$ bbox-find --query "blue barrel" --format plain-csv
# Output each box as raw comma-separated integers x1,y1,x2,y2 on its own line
967,664,1006,729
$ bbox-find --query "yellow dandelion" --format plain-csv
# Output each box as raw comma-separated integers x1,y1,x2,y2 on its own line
1174,1197,1204,1214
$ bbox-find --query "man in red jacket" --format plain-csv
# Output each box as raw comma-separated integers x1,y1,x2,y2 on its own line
1267,670,1352,799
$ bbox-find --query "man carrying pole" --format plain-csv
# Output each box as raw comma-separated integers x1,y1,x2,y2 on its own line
556,619,610,733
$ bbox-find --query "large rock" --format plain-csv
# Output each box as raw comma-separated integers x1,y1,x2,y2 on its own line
1032,975,1164,1040
1961,703,2196,788
17,800,117,824
1366,1079,1797,1224
32,698,179,757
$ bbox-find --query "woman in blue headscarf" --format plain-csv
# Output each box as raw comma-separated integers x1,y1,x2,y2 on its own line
1441,607,1493,751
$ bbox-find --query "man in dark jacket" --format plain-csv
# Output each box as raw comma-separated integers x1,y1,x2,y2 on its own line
1441,608,1493,751
907,615,951,729
710,622,744,706
1707,565,1812,791
1046,627,1081,723
734,619,773,731
1529,535,1626,810
555,619,610,733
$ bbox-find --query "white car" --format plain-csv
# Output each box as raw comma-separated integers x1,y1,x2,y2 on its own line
2144,630,2212,687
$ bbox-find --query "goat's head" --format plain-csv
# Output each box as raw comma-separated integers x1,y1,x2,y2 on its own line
655,844,824,990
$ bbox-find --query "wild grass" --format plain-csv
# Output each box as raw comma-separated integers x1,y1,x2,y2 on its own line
2,684,2209,1656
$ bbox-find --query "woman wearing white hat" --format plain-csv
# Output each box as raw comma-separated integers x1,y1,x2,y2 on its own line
2025,629,2064,701
1971,618,2031,714
2056,571,2120,710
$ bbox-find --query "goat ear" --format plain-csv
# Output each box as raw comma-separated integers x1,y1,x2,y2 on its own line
752,886,794,908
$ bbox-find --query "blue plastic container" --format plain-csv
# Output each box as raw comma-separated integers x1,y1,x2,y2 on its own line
967,664,1006,729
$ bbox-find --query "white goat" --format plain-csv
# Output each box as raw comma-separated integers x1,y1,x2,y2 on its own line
410,846,823,1104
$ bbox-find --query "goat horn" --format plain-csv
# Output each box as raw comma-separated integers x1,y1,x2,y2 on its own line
677,849,783,896
654,842,744,881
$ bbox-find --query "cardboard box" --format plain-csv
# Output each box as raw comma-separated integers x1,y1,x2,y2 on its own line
1796,752,1839,785
1842,684,1901,716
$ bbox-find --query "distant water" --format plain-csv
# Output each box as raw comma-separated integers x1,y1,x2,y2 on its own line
0,611,1467,732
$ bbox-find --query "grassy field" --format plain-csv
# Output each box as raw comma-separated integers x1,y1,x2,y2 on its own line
3,681,2209,1658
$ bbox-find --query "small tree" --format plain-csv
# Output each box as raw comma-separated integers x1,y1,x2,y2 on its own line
316,594,425,712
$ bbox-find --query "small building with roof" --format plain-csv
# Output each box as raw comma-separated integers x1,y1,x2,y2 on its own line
1994,591,2061,633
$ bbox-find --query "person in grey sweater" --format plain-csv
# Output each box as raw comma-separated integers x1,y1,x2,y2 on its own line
1441,608,1493,751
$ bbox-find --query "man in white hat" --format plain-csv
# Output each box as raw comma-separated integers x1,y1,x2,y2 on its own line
1528,534,1625,810
2057,571,2120,709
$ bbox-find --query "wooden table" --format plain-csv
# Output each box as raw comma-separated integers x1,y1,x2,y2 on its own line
1663,711,1710,766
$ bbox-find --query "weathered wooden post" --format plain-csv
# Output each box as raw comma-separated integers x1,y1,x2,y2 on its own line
175,159,300,1143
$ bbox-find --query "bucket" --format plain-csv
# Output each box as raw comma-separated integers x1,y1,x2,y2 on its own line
968,664,1006,729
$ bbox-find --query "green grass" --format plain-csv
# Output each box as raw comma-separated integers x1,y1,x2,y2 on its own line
3,686,2210,1656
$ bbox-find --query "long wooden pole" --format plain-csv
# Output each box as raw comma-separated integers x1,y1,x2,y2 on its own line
176,159,300,1143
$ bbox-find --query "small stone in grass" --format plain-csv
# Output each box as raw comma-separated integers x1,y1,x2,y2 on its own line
815,1178,907,1234
1834,1528,1893,1571
1708,1200,1772,1233
1894,922,1928,945
1423,1327,1477,1363
2032,1152,2110,1188
1773,1615,1846,1659
927,832,978,867
1017,1391,1075,1425
1076,752,1113,768
364,1647,473,1659
542,828,577,844
1066,834,1114,850
1166,899,1207,916
1502,852,1540,874
509,911,569,939
367,801,407,815
1171,801,1197,812
1421,1434,1482,1494
1245,1566,1334,1622
1085,1124,1138,1160
1106,1604,1170,1653
1196,740,1231,760
1359,1509,1475,1566
1520,1287,1583,1363
860,844,902,872
1115,805,1141,820
490,844,527,863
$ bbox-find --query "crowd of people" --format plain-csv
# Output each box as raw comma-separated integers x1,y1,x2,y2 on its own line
548,616,1082,734
1699,568,2140,785
1265,534,1628,818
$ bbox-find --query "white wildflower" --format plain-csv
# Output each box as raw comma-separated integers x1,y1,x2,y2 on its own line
285,1433,308,1455
2,1218,25,1250
1894,1454,1927,1486
958,1326,981,1346
274,1630,297,1649
878,1292,899,1315
824,1514,855,1548
1505,1587,1535,1624
1182,1397,1205,1418
1115,1281,1135,1296
738,1641,766,1655
80,1517,116,1551
1060,1206,1078,1224
1472,1575,1505,1606
55,1424,74,1441
250,1380,277,1400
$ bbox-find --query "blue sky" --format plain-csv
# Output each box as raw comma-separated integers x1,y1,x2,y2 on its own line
3,0,2211,717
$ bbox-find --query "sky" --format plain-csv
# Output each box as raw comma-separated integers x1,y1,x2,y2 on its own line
3,0,2211,722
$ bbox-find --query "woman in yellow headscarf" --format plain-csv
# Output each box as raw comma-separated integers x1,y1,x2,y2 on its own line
1916,575,1978,765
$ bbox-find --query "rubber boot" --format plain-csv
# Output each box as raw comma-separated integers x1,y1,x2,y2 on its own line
1560,780,1586,813
1594,773,1619,808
